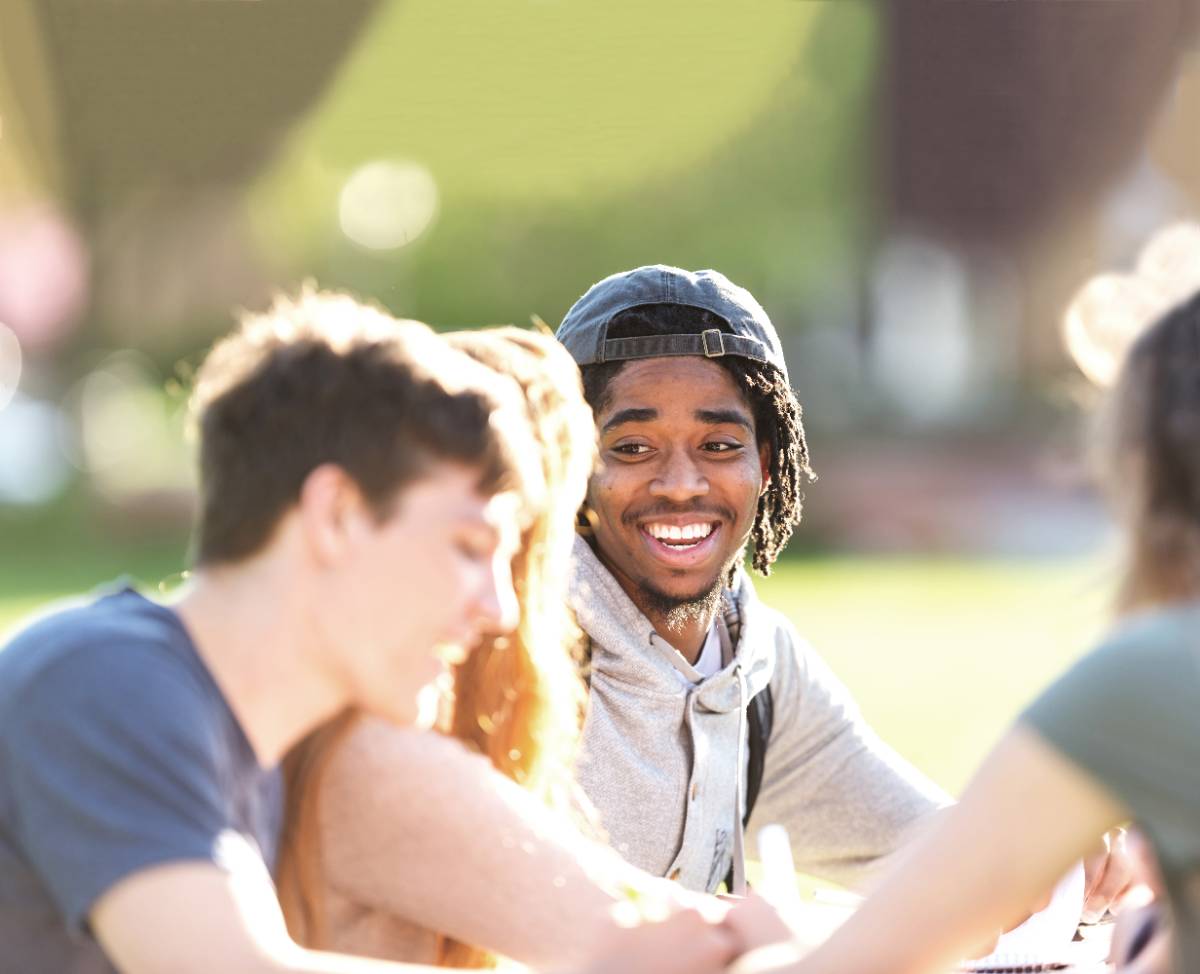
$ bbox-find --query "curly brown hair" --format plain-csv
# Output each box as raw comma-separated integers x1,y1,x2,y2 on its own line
189,288,530,565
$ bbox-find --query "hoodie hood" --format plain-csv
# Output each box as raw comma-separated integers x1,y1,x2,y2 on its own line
568,535,772,891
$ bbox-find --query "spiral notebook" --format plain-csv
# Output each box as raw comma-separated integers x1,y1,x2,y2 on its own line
954,864,1111,973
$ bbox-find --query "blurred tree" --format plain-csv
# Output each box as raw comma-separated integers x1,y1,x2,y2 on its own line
0,0,380,345
3,0,379,218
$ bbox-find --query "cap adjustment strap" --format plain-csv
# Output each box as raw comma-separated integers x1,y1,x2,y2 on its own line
601,331,769,365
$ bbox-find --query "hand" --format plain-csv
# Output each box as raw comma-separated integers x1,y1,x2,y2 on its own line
720,891,795,954
579,906,738,974
1108,831,1170,973
1123,828,1166,899
1082,827,1137,922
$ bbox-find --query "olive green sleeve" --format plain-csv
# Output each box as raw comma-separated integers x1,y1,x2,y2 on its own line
1021,608,1200,871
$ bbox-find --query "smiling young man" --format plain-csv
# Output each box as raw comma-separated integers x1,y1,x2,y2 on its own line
556,265,951,896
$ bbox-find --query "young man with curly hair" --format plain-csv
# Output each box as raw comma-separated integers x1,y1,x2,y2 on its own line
556,265,949,895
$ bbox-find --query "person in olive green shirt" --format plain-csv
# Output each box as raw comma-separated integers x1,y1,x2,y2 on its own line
758,289,1200,974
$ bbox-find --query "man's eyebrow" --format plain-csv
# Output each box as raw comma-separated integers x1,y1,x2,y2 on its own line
601,407,657,433
696,408,753,431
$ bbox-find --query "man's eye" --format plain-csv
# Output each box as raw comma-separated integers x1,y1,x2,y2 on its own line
456,539,494,561
702,441,742,453
612,443,652,456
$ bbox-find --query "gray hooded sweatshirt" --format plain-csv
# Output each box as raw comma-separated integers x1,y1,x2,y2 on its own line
570,536,950,893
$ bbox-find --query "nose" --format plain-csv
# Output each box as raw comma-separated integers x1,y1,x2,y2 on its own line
649,446,709,503
474,554,520,636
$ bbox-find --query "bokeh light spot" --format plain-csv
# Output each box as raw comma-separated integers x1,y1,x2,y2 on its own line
868,236,974,424
71,353,192,501
1064,222,1200,387
338,160,439,250
0,321,20,412
1062,274,1164,388
0,205,89,349
0,393,72,505
1136,222,1200,308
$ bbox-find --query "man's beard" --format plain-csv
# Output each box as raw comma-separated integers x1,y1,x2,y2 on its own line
639,571,727,636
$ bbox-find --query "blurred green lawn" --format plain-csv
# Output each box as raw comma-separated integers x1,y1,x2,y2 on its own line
0,541,1116,797
0,507,187,649
756,556,1115,795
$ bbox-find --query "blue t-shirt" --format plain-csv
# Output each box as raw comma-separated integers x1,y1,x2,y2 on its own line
0,587,283,973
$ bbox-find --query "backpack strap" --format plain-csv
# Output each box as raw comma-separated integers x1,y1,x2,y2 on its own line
744,682,773,825
720,591,772,826
723,589,774,892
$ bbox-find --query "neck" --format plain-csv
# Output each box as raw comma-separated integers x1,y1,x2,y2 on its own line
171,555,347,767
657,610,715,665
625,582,720,665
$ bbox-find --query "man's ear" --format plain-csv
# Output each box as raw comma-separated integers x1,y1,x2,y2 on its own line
297,464,368,566
758,442,771,490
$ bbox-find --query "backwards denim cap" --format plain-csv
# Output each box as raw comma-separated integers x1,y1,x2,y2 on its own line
555,264,789,385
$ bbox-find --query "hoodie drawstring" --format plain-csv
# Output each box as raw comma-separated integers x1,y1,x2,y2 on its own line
731,663,748,895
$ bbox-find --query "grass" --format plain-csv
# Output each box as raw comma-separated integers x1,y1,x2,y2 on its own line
0,532,1117,796
0,504,187,641
755,555,1117,795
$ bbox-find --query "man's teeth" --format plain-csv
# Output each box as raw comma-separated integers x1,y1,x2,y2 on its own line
645,522,714,544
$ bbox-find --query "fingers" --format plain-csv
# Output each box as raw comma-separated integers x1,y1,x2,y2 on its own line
1084,828,1136,922
1125,828,1166,898
721,892,794,954
586,906,739,974
660,909,740,972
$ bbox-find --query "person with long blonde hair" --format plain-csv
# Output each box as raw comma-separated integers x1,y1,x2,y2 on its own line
275,327,721,970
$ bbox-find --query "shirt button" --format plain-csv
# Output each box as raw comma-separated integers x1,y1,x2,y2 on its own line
690,782,699,801
668,868,681,881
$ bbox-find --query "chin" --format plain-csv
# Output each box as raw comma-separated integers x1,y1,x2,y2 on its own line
412,682,444,729
647,571,725,603
641,576,726,620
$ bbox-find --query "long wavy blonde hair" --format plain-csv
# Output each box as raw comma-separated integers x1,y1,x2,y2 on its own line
276,326,596,966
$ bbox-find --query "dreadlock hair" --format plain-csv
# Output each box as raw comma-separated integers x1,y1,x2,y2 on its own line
579,303,815,575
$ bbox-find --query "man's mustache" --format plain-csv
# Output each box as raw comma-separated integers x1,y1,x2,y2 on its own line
621,503,735,526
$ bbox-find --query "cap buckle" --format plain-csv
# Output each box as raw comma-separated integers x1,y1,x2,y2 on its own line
701,329,725,357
